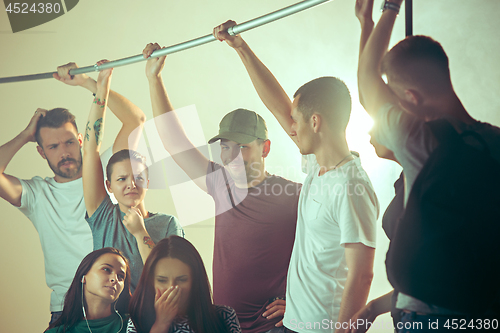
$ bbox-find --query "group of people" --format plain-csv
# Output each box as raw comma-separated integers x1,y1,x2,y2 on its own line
1,0,499,332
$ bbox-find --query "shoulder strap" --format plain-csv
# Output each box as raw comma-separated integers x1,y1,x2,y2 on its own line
212,162,244,212
221,166,238,210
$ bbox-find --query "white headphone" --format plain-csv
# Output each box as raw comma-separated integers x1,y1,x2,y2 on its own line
80,275,123,333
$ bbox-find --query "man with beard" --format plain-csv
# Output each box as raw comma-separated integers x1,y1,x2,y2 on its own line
143,43,300,333
0,63,145,325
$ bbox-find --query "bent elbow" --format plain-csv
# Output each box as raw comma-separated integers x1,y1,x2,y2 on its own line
360,271,374,288
137,113,146,125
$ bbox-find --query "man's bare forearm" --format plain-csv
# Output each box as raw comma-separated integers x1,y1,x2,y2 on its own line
233,42,294,136
359,7,399,77
149,76,174,117
358,2,401,116
336,272,374,333
0,131,30,174
359,21,374,60
148,75,189,155
147,73,208,190
0,131,30,205
358,19,374,107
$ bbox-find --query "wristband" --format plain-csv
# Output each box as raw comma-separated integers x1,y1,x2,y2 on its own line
381,0,400,14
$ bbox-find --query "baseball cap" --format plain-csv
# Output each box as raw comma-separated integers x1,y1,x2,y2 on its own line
208,108,268,144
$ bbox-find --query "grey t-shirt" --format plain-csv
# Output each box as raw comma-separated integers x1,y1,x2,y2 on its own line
373,103,500,314
86,195,184,292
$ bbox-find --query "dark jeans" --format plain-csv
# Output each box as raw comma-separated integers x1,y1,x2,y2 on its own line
396,311,498,333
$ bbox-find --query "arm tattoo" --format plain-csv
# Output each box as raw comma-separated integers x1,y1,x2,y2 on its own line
85,121,91,142
143,236,155,249
93,118,103,145
93,97,106,108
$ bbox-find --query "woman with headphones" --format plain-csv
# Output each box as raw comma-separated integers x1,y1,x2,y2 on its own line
45,247,131,333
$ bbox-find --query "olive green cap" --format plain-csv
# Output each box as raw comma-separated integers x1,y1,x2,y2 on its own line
208,109,268,144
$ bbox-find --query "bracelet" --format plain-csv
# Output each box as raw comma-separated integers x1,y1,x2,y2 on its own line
381,0,400,14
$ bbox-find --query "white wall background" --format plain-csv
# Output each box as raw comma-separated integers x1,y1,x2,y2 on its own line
0,1,499,332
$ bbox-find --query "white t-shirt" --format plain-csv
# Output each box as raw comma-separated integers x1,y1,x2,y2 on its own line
284,154,379,333
18,176,93,312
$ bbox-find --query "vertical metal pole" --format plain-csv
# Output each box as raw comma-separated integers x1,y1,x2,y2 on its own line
405,0,413,37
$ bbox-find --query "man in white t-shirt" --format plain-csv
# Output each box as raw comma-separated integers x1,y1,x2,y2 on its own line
214,21,379,333
0,63,145,325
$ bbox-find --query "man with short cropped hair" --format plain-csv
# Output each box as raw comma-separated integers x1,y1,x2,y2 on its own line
358,0,500,330
214,20,379,333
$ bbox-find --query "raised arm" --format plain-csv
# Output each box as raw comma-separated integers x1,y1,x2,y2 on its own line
0,109,47,207
357,0,401,116
336,243,375,333
143,43,209,192
355,0,375,106
82,61,112,217
54,63,146,152
213,20,297,147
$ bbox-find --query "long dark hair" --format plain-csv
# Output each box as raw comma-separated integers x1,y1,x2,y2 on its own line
129,236,228,333
46,248,132,332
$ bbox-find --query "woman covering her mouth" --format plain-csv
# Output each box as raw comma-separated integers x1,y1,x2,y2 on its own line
127,236,241,333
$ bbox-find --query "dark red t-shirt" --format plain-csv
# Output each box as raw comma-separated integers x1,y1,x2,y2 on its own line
207,162,300,333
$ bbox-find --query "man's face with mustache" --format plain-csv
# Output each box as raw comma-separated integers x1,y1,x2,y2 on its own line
37,122,83,182
47,154,83,179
